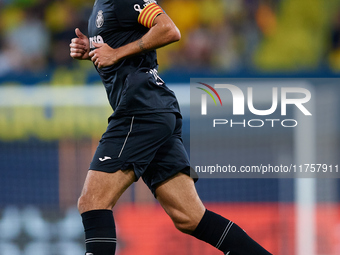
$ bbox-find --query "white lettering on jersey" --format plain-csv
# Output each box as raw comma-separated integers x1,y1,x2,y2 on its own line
89,35,104,48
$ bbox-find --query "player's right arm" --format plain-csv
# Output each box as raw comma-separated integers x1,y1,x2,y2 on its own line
70,28,91,60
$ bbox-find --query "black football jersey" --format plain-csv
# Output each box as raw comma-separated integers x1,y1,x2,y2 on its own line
88,0,181,118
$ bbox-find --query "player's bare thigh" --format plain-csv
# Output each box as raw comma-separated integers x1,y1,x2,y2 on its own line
155,172,206,234
78,169,136,214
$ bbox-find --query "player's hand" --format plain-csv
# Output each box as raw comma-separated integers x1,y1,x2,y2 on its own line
89,42,118,68
70,28,90,60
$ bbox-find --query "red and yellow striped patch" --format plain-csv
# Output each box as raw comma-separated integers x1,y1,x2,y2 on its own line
137,3,164,28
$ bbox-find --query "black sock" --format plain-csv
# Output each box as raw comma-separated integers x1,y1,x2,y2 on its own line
81,209,117,255
191,209,272,255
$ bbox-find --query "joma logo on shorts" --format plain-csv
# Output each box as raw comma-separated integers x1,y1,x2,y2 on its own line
99,156,111,161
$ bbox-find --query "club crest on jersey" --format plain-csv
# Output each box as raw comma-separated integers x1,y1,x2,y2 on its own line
96,10,104,28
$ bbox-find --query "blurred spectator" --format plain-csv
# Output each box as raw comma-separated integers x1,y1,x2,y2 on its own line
9,8,49,72
0,2,50,74
256,0,278,37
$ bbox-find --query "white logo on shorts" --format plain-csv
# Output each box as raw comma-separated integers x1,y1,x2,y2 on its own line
99,156,111,161
86,253,94,255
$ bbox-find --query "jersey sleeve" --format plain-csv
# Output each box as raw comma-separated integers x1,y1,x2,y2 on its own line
115,0,164,28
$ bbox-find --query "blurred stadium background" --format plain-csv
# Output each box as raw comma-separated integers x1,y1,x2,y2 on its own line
0,0,340,255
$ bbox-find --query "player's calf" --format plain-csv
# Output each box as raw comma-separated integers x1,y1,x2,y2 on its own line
155,173,272,254
191,209,272,255
78,169,135,255
82,209,117,255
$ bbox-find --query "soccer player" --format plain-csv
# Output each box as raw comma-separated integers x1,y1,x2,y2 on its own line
70,0,272,254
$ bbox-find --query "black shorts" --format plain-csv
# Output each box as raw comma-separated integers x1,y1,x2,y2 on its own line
89,112,196,196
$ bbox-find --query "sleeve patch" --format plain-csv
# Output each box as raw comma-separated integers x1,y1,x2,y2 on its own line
137,3,164,28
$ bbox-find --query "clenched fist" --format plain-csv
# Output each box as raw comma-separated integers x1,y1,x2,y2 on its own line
70,28,90,60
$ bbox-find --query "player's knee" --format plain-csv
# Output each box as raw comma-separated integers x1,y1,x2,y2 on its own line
169,210,199,234
173,218,198,234
77,193,99,214
77,194,88,214
77,192,115,214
